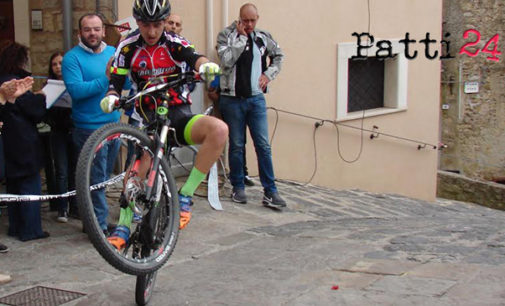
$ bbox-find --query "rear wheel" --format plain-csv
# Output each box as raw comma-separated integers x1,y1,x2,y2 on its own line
75,123,179,275
135,271,157,306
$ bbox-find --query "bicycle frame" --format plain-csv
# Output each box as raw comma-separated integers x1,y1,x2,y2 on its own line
118,73,202,201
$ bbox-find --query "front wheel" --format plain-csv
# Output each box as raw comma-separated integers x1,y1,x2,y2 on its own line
75,123,179,275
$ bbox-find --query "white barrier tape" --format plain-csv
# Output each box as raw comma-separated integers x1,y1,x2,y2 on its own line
0,173,125,203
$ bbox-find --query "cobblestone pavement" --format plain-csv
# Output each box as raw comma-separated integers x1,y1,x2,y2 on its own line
1,178,505,305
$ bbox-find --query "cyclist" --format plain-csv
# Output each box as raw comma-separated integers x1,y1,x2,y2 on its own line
101,0,227,250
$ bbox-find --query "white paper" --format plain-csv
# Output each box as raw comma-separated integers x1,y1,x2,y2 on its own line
115,16,138,37
207,163,223,211
42,79,67,109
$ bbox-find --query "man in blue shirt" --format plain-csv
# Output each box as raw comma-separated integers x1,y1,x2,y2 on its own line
62,13,128,234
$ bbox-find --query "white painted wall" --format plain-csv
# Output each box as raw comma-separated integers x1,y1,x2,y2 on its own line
13,0,30,47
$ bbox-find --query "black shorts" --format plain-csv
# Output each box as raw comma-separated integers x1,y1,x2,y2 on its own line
169,104,198,146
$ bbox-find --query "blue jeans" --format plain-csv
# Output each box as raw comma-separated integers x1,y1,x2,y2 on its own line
220,94,277,193
73,127,120,231
51,130,76,214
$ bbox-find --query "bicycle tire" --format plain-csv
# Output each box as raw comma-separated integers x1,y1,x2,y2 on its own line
135,270,157,305
76,122,180,275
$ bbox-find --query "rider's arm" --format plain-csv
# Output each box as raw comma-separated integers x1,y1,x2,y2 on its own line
194,57,210,71
107,73,126,97
168,35,205,71
216,23,248,69
106,41,132,97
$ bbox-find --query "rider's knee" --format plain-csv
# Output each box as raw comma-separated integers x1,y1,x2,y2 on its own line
212,119,228,146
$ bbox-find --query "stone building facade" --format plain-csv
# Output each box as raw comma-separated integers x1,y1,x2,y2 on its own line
440,0,505,181
27,0,116,85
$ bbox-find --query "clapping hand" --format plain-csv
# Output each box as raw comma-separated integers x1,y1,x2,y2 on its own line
0,77,34,104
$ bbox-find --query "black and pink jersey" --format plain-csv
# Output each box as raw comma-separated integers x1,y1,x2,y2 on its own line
109,31,203,106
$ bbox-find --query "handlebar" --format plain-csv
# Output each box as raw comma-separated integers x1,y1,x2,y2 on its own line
114,71,209,111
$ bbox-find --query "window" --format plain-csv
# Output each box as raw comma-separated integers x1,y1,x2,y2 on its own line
337,40,408,121
348,57,385,112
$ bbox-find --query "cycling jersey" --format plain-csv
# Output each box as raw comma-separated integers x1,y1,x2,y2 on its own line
109,31,203,106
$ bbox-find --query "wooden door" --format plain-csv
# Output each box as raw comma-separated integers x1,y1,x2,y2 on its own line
0,0,15,42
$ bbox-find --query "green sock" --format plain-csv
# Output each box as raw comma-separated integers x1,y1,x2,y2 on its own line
118,207,134,228
180,167,207,197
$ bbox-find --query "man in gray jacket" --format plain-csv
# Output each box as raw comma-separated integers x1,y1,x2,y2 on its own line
216,3,286,208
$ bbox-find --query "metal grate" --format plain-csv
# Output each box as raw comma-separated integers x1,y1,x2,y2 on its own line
0,286,86,306
348,57,385,112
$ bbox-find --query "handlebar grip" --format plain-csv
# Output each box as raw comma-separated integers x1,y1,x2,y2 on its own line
100,95,119,113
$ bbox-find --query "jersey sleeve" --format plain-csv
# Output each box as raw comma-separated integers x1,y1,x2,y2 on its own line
166,34,204,70
109,40,133,95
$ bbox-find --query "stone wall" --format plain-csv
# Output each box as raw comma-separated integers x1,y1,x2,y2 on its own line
440,0,505,181
27,0,116,88
437,170,505,211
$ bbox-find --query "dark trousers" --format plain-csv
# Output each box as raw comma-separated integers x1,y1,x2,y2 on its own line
0,135,4,181
40,132,58,210
51,130,76,214
7,173,45,241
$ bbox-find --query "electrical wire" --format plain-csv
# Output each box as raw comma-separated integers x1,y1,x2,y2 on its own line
267,107,438,185
304,123,319,186
268,107,438,149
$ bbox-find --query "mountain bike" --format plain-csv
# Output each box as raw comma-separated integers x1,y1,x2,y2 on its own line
75,72,211,305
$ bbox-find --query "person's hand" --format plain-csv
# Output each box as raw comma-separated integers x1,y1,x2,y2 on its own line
236,20,247,36
0,77,34,103
259,74,270,91
13,77,35,99
207,87,220,103
199,62,221,84
106,56,114,80
100,95,119,113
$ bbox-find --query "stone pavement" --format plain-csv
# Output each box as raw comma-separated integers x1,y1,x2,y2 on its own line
1,178,505,305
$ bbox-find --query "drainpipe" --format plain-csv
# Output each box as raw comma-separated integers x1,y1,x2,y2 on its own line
112,0,118,21
96,0,100,13
222,0,229,29
62,0,73,52
206,0,214,59
457,62,463,121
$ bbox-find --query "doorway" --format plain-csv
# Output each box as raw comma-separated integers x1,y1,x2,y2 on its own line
0,0,14,42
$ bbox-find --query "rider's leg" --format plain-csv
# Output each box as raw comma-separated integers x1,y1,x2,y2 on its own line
178,115,228,229
108,154,151,250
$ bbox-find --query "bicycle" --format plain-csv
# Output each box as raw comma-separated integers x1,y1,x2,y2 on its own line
75,72,213,305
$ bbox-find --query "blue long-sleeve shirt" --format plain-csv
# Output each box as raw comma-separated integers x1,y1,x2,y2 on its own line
62,43,121,129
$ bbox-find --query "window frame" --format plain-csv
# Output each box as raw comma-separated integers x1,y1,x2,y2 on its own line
337,39,408,121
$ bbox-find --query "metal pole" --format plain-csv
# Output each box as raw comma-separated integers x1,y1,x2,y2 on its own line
62,0,73,52
206,0,214,59
458,62,463,121
222,0,229,29
112,0,118,21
